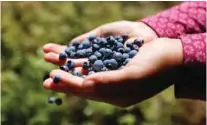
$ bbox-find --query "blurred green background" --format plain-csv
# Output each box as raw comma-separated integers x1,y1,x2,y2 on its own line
1,1,206,125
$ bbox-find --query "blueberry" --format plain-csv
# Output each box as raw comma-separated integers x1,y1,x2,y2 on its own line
121,34,128,41
115,42,124,50
99,38,107,46
99,48,106,54
86,48,93,56
69,52,76,58
93,60,104,71
94,51,102,60
118,48,124,53
119,66,125,69
126,43,133,49
66,46,76,52
48,97,56,104
82,61,90,69
89,55,98,63
78,44,84,50
122,53,129,61
76,49,86,57
109,59,118,69
59,53,67,60
103,48,113,58
43,72,50,81
132,44,139,51
92,38,99,44
66,60,75,70
117,37,124,43
89,35,96,41
82,39,91,49
128,50,138,58
53,75,61,84
59,65,69,72
134,38,144,47
88,71,95,75
72,41,79,47
124,47,131,53
113,52,123,62
107,36,116,45
103,59,110,66
102,67,109,71
72,71,82,77
123,58,131,65
55,98,62,105
92,44,100,51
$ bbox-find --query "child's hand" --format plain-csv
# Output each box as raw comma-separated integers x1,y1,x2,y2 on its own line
43,38,183,107
43,21,158,65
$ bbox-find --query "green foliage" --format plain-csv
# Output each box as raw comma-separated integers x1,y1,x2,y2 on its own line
3,1,204,125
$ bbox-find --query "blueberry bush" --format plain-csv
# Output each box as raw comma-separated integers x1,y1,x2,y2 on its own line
2,2,206,125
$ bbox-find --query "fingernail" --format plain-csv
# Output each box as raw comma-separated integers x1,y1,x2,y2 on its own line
83,80,95,93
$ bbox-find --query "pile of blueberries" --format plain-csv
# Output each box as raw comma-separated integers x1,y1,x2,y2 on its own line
46,34,144,105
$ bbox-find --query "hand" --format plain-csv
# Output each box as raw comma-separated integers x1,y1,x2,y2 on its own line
43,21,158,66
43,38,183,107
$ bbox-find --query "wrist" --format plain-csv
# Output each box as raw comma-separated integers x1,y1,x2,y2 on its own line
162,38,184,67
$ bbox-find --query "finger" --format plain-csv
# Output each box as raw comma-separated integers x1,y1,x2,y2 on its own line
50,69,84,88
71,29,100,43
43,43,66,54
43,78,82,94
72,67,90,75
44,52,87,66
82,68,130,94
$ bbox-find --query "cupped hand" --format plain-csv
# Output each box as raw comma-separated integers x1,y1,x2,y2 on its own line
43,21,158,65
43,38,183,107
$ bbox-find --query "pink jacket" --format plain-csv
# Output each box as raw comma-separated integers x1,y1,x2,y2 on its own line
142,1,206,100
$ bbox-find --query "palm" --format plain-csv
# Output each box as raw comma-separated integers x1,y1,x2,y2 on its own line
43,38,183,107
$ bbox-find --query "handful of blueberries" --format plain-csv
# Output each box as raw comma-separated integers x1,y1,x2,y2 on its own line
46,34,144,105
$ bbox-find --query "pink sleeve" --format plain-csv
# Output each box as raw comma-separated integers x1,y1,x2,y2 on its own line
175,33,206,100
141,2,206,38
180,33,206,65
